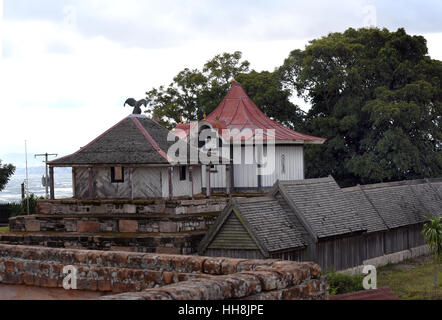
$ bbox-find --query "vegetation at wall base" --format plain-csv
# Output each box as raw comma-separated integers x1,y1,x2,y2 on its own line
325,271,365,296
378,256,442,300
422,216,442,289
0,227,9,233
8,194,45,217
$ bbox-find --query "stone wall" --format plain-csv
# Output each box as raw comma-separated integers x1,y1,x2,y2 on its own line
0,244,327,300
0,232,204,255
36,198,229,216
5,198,229,255
9,214,216,234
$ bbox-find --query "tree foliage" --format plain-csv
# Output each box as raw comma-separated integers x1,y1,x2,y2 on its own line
422,216,442,289
145,51,304,129
0,160,15,192
280,27,442,186
145,51,249,128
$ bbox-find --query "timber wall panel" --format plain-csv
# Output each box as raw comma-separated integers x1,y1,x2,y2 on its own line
132,168,162,199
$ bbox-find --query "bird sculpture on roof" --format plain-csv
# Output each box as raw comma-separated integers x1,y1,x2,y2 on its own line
124,98,148,115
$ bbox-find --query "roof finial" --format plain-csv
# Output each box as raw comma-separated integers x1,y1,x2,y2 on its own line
124,98,147,115
203,113,207,120
180,116,184,124
232,78,237,84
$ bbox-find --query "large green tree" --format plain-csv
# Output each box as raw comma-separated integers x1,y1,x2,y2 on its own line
145,51,250,128
0,160,15,192
280,27,442,186
145,51,304,129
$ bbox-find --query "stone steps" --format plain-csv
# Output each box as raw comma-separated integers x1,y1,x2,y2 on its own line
0,231,206,255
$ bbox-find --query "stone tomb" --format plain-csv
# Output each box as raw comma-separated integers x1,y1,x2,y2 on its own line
3,198,229,254
0,244,328,300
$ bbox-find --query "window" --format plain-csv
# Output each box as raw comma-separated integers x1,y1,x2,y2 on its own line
179,166,187,181
111,167,124,183
281,155,286,175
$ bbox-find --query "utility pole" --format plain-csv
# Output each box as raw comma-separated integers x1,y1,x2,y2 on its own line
25,141,30,215
35,153,58,199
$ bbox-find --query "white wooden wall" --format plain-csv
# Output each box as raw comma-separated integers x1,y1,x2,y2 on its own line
161,166,203,198
262,145,305,187
74,166,203,199
202,145,304,190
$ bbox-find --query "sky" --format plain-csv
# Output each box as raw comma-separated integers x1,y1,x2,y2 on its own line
0,0,441,168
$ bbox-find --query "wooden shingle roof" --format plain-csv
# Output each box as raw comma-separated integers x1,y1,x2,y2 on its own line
199,197,307,257
272,177,367,239
357,180,442,229
343,187,389,233
50,115,203,167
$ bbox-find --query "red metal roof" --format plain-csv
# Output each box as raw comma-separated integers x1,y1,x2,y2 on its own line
173,83,326,144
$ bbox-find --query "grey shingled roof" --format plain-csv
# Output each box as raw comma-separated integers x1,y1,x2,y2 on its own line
234,197,307,252
360,180,441,229
343,187,389,233
276,177,367,239
362,184,426,229
199,197,307,256
431,181,442,200
50,115,200,166
409,182,442,217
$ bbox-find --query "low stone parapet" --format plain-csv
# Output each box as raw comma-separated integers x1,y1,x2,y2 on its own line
9,214,217,234
0,244,327,300
37,198,229,216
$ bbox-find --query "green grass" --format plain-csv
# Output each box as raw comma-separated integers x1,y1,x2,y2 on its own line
0,227,9,233
378,256,442,300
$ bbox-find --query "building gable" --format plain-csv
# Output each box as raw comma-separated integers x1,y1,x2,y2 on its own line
207,212,260,251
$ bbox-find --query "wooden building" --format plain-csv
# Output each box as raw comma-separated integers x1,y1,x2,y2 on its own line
48,114,225,200
173,83,326,192
200,177,442,270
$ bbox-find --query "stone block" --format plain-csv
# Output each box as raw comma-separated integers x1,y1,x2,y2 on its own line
98,280,112,292
156,247,181,255
159,222,177,233
123,204,137,214
111,246,135,253
77,221,100,233
25,220,41,232
119,220,138,233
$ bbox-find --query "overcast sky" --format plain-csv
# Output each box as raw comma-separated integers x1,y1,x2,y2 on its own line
1,0,441,167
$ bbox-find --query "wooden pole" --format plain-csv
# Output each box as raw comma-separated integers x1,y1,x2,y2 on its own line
49,166,55,200
72,168,77,198
206,165,211,198
226,164,231,197
168,167,174,200
21,183,25,200
189,166,194,199
129,168,134,200
88,167,94,199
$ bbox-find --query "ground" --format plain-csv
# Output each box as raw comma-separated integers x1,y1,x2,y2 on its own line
378,255,442,300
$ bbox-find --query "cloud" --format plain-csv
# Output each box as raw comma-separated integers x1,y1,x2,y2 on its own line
4,0,442,49
1,0,441,163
